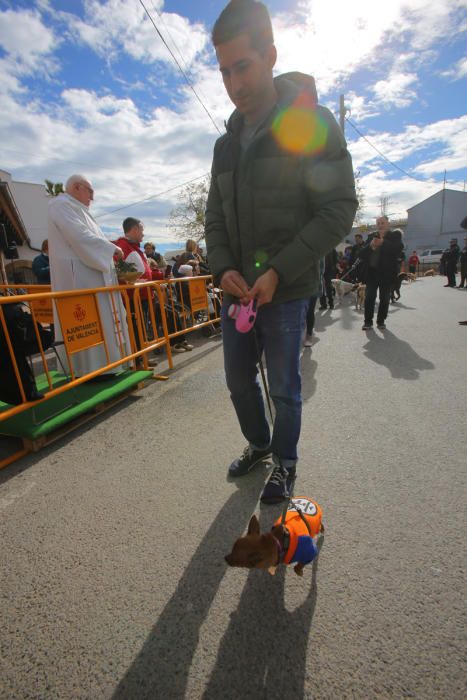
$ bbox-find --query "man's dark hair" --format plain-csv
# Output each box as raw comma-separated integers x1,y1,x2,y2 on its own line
123,217,141,234
212,0,274,53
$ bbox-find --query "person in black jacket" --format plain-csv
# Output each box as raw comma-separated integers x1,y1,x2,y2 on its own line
458,236,467,288
359,216,403,330
32,239,50,284
441,239,460,287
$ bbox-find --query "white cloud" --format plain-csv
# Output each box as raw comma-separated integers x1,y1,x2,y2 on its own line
0,8,57,70
64,0,207,69
440,56,467,81
372,72,418,108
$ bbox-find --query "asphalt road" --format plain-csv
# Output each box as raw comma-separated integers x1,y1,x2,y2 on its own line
1,277,466,700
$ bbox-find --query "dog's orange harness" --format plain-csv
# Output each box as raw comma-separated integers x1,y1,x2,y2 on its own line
273,497,323,566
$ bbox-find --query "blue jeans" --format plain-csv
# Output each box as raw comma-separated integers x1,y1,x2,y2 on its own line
221,298,309,468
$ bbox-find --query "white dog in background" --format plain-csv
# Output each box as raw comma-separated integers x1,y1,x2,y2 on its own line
331,278,356,304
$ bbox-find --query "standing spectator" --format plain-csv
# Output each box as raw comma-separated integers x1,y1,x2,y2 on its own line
113,218,158,368
458,236,467,288
359,216,404,330
144,241,167,269
205,0,357,503
32,239,51,284
48,174,131,377
348,233,365,281
442,239,460,287
408,250,419,275
319,249,337,309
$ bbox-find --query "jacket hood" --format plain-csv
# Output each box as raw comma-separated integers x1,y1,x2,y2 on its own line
226,72,318,135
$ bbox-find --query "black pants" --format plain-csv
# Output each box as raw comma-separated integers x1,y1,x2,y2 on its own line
446,266,457,287
460,265,467,287
306,296,318,335
320,275,333,308
364,277,391,325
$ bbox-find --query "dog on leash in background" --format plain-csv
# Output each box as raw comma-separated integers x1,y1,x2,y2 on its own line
331,278,355,304
355,283,366,311
225,497,324,577
390,271,416,302
424,269,435,277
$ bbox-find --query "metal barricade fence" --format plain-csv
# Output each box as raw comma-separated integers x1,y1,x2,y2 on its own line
0,275,222,468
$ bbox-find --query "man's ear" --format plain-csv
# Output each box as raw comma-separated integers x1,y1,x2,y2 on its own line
247,514,260,535
266,43,277,70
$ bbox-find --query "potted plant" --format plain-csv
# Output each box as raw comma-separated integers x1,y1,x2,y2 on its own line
115,259,140,284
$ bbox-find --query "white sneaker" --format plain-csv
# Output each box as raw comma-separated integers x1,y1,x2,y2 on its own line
303,334,313,347
182,340,194,351
172,344,187,353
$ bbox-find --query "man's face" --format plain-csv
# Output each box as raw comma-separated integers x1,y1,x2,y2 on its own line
144,244,153,256
127,222,144,244
355,235,362,244
216,33,276,121
376,217,389,236
73,180,94,207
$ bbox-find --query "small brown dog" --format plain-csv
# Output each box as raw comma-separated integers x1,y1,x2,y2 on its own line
424,269,435,276
225,497,324,576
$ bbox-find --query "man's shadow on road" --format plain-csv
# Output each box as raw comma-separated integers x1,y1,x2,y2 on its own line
363,329,435,380
301,350,318,403
203,535,323,700
112,477,263,700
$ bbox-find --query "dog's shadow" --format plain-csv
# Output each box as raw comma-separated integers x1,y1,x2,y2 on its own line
363,329,435,379
203,531,324,700
112,482,263,700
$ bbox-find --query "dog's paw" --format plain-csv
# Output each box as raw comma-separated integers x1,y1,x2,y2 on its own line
294,563,304,576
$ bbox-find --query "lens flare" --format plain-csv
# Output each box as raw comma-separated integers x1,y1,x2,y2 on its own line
272,96,328,156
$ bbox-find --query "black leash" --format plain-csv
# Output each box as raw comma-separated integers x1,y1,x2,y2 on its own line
252,327,310,533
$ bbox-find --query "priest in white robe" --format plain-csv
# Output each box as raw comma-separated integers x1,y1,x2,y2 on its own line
48,174,132,377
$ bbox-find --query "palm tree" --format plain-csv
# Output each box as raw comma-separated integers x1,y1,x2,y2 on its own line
44,180,64,197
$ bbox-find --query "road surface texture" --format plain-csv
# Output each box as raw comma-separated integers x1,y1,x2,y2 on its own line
1,277,465,699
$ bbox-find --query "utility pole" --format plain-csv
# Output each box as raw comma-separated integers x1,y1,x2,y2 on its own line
339,94,346,134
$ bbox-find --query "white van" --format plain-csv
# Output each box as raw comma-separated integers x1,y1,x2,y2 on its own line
419,248,444,265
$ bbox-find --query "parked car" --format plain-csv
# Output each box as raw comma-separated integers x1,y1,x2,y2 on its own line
419,248,444,265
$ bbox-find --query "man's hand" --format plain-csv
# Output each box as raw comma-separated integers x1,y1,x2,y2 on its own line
370,237,383,250
114,246,124,260
248,268,279,307
220,269,250,303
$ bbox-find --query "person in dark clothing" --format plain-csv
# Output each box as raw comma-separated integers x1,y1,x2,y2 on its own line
319,249,338,309
348,233,365,281
442,239,460,287
359,216,403,330
32,239,51,284
458,236,467,288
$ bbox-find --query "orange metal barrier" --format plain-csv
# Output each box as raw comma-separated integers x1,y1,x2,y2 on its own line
0,275,222,468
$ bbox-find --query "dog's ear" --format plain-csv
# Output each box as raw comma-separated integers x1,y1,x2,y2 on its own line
247,515,260,535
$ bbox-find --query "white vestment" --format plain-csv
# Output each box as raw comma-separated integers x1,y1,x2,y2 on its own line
48,193,132,376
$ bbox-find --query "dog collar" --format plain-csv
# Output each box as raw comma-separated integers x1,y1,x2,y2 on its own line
271,535,282,565
271,527,290,564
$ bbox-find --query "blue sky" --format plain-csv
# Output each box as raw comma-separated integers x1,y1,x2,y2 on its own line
0,0,466,245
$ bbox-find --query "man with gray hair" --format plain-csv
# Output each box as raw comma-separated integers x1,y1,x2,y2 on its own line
48,174,131,377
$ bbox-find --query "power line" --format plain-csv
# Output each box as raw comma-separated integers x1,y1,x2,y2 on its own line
139,0,222,136
345,116,439,184
94,172,209,219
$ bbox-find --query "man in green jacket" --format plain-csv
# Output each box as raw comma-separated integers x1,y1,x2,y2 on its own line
205,0,357,503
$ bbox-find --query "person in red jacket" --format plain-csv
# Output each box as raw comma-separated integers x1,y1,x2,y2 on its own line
113,218,158,367
408,250,419,275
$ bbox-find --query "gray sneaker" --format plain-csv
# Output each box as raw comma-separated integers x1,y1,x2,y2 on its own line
228,445,272,477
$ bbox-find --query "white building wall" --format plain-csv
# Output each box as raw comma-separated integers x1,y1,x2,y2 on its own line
406,190,467,251
0,169,48,260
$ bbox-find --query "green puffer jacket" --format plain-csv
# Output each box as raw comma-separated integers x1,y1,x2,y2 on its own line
205,73,358,303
